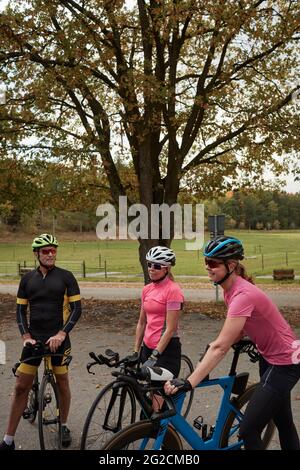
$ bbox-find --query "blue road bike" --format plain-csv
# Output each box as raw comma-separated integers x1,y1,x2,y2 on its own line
81,350,194,449
101,338,275,450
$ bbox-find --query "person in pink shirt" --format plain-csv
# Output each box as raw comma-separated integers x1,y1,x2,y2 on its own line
165,236,300,450
133,246,184,392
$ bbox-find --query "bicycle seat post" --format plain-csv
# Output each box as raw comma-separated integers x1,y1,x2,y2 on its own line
229,348,240,376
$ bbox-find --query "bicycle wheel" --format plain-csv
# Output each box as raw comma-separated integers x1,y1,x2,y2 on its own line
219,383,275,449
81,381,136,449
38,374,61,450
180,354,194,418
23,372,39,424
102,420,183,450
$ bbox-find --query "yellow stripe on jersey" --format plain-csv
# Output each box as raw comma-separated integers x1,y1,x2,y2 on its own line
63,293,70,325
16,298,28,305
68,294,81,303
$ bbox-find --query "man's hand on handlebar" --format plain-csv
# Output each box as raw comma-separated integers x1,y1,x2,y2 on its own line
46,331,66,352
23,338,37,348
22,333,36,347
164,378,193,395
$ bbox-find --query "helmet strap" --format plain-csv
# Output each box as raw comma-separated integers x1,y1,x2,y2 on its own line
36,250,55,272
214,262,236,286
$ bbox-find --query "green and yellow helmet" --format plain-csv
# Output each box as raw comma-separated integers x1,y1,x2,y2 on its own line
32,233,58,251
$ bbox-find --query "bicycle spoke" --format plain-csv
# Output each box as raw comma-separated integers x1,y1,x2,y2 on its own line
38,377,61,450
81,383,136,449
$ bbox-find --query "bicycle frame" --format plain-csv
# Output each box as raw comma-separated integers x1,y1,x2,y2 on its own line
149,374,242,450
102,339,276,451
102,376,158,431
43,356,54,375
83,351,194,437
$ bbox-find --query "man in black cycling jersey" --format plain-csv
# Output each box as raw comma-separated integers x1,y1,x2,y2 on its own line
0,234,82,450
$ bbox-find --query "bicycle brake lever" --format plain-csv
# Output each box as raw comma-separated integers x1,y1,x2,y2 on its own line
87,362,96,375
89,351,106,364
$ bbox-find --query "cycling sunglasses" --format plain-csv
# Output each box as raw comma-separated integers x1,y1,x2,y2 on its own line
40,248,57,255
147,262,166,270
205,258,224,269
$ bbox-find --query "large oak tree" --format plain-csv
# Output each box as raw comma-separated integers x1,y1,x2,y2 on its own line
0,0,299,279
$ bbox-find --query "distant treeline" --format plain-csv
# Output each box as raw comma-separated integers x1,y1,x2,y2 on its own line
0,154,299,231
203,190,300,230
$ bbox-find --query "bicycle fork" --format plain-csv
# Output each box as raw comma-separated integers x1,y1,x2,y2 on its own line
103,385,128,433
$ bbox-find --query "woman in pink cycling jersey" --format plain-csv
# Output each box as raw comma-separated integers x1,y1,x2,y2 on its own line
165,236,300,450
134,246,184,384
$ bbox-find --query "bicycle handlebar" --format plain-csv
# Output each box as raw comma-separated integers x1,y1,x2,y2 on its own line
86,349,139,375
12,341,73,376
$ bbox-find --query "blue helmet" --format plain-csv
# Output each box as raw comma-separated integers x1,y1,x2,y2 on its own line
203,236,244,260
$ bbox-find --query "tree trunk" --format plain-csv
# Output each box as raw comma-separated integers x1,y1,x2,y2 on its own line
137,139,181,283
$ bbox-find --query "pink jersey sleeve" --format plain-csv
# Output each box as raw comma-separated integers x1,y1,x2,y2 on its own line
227,293,254,318
166,284,184,311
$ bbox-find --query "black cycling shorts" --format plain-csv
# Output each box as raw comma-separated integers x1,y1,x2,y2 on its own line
141,337,181,377
17,336,71,376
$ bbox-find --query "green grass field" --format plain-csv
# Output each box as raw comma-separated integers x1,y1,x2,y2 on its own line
0,230,299,281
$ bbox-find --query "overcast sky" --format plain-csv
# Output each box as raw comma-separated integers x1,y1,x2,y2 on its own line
1,0,299,193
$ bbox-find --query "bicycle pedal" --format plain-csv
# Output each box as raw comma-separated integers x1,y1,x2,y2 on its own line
44,393,52,405
193,415,203,430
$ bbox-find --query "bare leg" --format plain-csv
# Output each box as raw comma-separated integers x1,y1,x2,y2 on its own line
152,393,164,412
6,372,35,436
55,373,71,423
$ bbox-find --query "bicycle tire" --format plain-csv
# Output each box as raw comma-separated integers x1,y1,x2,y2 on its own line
38,374,62,450
219,383,275,449
180,354,194,418
23,372,39,424
81,381,136,450
102,419,183,450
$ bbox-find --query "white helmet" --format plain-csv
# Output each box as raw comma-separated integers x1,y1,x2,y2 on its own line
146,246,176,266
